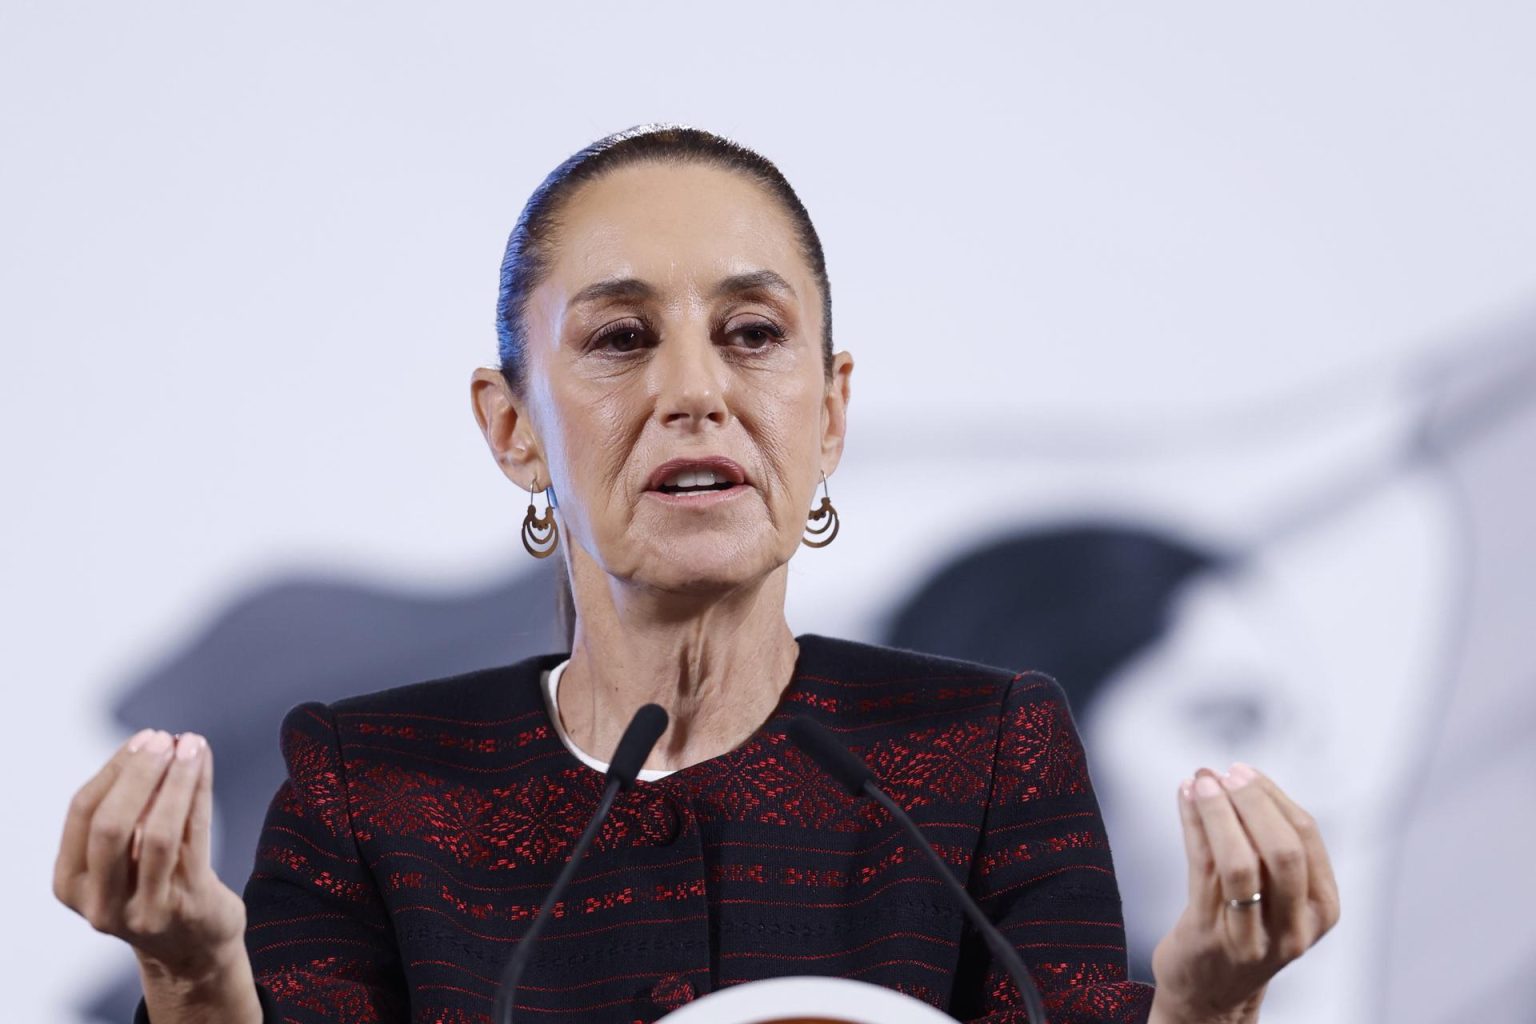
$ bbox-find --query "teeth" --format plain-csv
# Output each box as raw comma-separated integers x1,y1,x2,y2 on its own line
663,468,722,489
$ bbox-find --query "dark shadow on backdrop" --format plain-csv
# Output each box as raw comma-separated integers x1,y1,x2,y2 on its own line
83,562,563,1024
885,523,1223,712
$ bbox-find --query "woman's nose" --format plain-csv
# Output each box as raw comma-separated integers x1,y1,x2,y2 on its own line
653,331,729,429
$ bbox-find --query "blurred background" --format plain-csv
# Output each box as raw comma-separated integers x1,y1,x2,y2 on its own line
3,3,1533,1021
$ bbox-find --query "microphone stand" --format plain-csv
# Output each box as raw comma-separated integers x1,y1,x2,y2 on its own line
495,703,669,1024
493,778,622,1024
787,715,1050,1024
863,782,1050,1024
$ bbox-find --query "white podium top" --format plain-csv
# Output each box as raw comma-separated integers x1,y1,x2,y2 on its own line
661,976,956,1024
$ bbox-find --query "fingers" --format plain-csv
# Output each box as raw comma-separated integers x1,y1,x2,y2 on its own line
1176,777,1216,908
80,731,177,929
1190,769,1265,956
55,729,152,900
1165,762,1338,1013
1247,764,1341,934
132,734,207,913
56,728,225,956
185,736,216,873
1221,764,1310,957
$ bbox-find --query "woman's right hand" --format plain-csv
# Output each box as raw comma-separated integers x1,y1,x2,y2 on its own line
53,729,249,986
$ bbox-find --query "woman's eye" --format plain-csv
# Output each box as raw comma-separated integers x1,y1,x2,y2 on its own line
591,323,649,353
730,321,785,350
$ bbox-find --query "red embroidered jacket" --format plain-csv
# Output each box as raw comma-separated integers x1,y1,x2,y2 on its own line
221,634,1155,1023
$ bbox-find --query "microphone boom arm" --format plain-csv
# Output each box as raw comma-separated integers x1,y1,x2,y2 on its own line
862,782,1050,1024
494,778,621,1024
495,702,668,1024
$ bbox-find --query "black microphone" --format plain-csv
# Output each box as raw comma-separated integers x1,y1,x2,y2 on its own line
786,715,1051,1024
495,703,669,1024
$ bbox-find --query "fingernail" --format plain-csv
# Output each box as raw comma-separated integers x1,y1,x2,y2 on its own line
126,728,155,753
143,730,174,756
1195,775,1222,798
175,734,203,760
1179,777,1195,801
1222,762,1256,790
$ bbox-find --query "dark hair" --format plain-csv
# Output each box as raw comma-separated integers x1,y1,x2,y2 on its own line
495,124,834,392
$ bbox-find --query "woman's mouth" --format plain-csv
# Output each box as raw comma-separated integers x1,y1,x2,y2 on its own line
643,458,752,507
656,468,737,495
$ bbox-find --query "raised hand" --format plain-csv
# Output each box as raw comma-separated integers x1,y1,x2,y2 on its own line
54,730,260,1023
1148,763,1341,1024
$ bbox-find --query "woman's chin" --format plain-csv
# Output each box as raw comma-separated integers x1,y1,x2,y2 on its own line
633,543,784,595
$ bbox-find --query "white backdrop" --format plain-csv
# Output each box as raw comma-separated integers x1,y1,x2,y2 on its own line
4,3,1534,1022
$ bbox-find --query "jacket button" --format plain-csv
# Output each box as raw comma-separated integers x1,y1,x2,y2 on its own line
650,973,695,1011
649,796,683,846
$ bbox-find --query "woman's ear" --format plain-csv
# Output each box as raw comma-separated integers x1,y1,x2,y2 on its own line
819,350,854,474
470,367,547,488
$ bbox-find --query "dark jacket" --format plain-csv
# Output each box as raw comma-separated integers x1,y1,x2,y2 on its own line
142,633,1155,1023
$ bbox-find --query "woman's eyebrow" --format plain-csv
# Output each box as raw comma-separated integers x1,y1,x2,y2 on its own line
567,271,795,310
712,270,796,300
568,277,656,309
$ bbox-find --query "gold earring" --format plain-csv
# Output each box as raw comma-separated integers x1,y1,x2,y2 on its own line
521,475,559,558
802,471,840,548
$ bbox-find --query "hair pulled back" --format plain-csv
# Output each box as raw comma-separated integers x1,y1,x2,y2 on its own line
495,124,834,391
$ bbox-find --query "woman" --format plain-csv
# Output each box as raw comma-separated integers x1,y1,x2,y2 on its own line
54,125,1338,1024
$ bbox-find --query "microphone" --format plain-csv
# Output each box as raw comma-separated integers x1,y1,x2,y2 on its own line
609,703,670,788
495,703,669,1024
786,716,1051,1024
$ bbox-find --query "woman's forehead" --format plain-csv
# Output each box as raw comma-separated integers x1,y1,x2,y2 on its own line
544,162,812,295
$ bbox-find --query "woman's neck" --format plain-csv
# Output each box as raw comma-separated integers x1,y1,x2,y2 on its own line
558,562,800,773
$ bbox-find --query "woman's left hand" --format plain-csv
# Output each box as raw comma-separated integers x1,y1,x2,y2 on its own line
1147,763,1341,1024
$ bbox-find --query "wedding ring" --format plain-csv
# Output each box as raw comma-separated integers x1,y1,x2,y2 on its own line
1226,891,1263,910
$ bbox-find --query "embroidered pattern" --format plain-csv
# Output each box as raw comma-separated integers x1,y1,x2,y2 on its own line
241,638,1153,1024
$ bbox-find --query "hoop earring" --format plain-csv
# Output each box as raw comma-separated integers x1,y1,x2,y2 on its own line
521,475,559,558
802,471,840,548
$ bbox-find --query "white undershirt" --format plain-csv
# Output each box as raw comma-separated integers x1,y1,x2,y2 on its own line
541,659,677,781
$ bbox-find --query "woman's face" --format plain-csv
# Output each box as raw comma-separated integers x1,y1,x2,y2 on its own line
479,161,852,595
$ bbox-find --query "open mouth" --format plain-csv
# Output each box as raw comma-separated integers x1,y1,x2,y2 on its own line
656,469,739,495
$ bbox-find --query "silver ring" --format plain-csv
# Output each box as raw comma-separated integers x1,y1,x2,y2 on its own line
1226,891,1263,910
